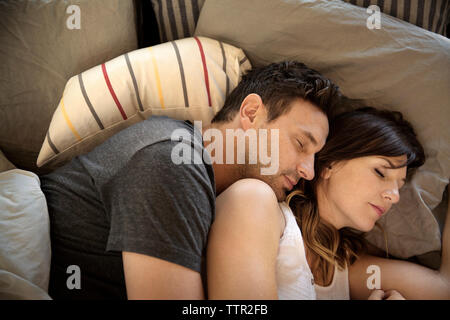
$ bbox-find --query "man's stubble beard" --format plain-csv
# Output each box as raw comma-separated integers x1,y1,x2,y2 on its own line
239,162,287,202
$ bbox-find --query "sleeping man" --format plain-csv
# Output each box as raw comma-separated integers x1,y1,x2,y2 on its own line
41,60,342,299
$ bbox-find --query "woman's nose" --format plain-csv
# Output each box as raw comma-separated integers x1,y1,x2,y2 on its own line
382,186,400,204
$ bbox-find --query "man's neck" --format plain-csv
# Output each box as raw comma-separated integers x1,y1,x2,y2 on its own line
202,121,242,195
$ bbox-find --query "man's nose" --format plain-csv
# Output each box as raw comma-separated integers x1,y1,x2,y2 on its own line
297,155,315,181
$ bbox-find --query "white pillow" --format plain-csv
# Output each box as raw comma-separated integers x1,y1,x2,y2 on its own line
0,169,51,299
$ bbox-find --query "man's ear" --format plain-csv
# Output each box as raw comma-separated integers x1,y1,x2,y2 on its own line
239,94,266,130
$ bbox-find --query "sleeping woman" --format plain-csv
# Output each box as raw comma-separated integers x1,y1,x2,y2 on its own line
206,107,450,300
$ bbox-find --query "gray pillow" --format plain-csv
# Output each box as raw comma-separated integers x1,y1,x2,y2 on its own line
344,0,449,36
0,0,138,173
195,0,450,259
151,0,205,42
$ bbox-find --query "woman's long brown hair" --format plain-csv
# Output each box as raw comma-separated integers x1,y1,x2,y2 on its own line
287,107,425,283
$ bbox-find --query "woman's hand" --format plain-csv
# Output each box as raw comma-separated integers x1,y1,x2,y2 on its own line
368,289,406,300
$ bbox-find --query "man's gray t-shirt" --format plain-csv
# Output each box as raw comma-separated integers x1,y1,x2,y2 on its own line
41,116,215,299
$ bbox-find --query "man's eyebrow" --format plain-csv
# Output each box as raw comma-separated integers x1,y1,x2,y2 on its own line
379,157,407,184
299,129,318,147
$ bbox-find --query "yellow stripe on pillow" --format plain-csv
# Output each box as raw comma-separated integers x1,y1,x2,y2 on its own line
61,97,82,142
148,46,165,109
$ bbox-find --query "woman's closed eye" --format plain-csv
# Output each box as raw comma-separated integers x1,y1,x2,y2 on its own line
296,139,304,150
374,168,385,178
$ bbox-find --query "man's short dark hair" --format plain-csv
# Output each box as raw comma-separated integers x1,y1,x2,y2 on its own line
211,61,343,123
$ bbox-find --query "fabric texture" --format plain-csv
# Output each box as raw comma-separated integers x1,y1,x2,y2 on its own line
37,36,251,170
0,149,15,173
150,0,206,42
0,0,138,173
41,116,215,299
343,0,450,36
277,202,350,300
277,202,316,300
135,0,161,48
195,0,450,259
0,169,51,300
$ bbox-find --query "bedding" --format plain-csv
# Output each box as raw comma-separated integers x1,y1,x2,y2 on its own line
343,0,449,36
150,0,206,42
0,0,138,173
0,168,51,300
195,0,450,259
36,36,251,170
0,150,15,173
147,0,449,44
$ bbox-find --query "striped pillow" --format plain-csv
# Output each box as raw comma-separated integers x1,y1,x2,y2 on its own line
344,0,449,35
151,0,205,42
37,36,251,169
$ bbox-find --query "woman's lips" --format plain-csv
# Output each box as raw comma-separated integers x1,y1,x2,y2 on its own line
369,203,385,217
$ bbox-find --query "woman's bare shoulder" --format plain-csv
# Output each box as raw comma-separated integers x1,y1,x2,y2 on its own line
215,178,284,237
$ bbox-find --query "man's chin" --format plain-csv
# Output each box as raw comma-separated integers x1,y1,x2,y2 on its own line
275,189,288,202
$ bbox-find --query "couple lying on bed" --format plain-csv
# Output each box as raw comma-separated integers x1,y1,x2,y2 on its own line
41,61,450,300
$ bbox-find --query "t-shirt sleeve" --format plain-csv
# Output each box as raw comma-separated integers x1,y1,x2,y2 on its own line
100,139,215,273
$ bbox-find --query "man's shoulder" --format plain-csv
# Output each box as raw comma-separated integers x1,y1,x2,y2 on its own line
126,115,195,141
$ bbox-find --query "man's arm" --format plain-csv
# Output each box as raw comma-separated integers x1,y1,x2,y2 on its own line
101,140,215,300
123,252,204,299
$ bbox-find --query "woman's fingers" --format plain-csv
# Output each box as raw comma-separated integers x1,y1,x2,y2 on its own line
383,289,406,300
367,289,385,300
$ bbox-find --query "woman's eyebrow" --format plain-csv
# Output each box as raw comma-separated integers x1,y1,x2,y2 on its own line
378,157,407,184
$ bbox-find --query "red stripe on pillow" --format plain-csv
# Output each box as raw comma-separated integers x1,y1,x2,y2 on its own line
194,37,212,107
101,63,127,120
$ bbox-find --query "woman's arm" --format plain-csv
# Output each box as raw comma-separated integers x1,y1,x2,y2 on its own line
349,185,450,300
207,179,284,299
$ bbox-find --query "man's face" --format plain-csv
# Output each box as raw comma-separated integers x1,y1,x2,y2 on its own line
242,98,329,201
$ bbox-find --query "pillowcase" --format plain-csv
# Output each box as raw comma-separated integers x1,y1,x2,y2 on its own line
343,0,449,36
135,0,161,48
195,0,450,259
150,0,205,42
0,169,51,299
0,149,15,173
37,36,251,169
0,0,138,173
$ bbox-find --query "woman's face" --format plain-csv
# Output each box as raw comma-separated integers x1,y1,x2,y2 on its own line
317,155,407,232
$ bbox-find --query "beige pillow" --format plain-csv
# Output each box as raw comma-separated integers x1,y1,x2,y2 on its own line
37,36,251,169
195,0,450,258
0,0,138,173
0,149,15,173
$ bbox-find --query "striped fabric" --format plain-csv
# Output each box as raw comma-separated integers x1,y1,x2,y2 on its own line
151,0,206,42
344,0,450,35
37,36,251,168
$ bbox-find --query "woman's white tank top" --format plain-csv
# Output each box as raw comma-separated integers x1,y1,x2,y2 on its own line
276,202,350,300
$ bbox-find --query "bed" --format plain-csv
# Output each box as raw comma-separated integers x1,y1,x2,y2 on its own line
0,0,449,299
